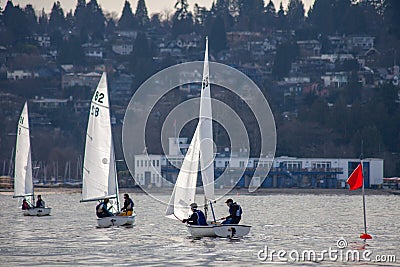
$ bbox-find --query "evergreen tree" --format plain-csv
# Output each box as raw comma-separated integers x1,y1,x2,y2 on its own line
172,0,193,36
86,0,105,40
206,15,227,54
265,0,277,27
74,0,87,29
382,0,400,37
237,0,264,31
48,1,65,33
2,1,30,44
272,41,299,79
130,32,154,86
286,0,305,29
118,1,136,30
277,2,286,28
38,9,48,33
135,0,150,28
24,4,38,33
57,35,85,65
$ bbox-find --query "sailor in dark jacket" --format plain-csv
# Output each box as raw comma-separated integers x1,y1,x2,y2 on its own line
182,203,208,226
221,198,242,224
120,194,134,216
96,198,114,218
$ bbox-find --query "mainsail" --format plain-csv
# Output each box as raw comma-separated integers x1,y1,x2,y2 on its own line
14,102,33,198
81,72,118,202
166,37,215,220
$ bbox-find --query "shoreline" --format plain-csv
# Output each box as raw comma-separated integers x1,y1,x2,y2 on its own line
1,187,398,196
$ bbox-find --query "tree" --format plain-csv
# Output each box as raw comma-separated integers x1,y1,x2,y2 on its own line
272,41,299,79
135,0,150,29
130,33,154,86
206,15,227,54
86,0,105,40
38,9,48,33
237,0,265,31
74,0,87,29
2,1,30,44
57,35,85,65
265,0,277,27
381,0,400,37
24,4,38,33
49,1,65,33
286,0,305,28
172,0,193,36
118,1,136,30
277,2,286,28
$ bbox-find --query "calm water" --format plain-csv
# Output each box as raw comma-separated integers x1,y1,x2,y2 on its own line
1,192,399,266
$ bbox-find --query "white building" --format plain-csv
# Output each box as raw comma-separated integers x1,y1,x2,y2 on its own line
133,138,384,188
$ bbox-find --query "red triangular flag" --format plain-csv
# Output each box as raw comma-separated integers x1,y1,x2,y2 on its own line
347,163,363,190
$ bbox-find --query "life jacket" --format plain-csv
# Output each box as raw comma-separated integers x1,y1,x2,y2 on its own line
230,203,242,218
96,203,103,215
127,198,134,210
195,210,207,225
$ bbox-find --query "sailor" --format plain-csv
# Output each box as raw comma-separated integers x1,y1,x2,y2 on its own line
120,193,134,216
36,195,45,208
96,198,114,218
221,198,242,224
22,198,31,210
182,203,207,226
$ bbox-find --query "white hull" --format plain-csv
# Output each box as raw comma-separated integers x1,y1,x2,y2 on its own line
213,224,251,238
97,215,136,228
22,207,52,216
187,225,217,238
187,224,251,238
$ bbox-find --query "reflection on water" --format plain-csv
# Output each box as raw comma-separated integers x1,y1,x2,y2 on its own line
0,192,399,266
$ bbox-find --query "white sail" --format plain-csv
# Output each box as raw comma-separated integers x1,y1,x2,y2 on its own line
166,37,215,220
14,102,33,198
199,37,215,202
166,125,201,221
81,72,117,202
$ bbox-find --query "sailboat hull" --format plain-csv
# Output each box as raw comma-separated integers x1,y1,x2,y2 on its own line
187,225,217,237
213,225,251,238
97,214,136,228
187,224,251,238
22,207,52,216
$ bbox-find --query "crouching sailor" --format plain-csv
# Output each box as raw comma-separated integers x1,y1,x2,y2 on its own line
96,198,114,218
182,203,207,225
119,193,134,216
221,198,242,224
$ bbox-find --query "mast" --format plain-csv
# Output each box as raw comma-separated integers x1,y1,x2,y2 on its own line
360,140,371,240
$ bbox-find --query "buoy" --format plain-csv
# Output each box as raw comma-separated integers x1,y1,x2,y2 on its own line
360,233,372,240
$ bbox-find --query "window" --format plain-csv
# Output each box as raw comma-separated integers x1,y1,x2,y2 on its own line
239,161,245,167
157,160,159,167
137,160,139,167
141,160,143,167
145,161,147,167
153,160,156,167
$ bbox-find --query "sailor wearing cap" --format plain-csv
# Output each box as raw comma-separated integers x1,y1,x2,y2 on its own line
220,199,242,224
182,203,207,225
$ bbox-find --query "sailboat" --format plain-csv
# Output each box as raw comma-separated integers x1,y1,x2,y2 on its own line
13,102,51,216
81,72,135,228
166,38,251,238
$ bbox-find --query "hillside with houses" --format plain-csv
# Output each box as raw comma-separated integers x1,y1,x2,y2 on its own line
0,0,399,183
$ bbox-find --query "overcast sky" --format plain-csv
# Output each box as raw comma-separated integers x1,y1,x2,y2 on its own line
6,0,315,16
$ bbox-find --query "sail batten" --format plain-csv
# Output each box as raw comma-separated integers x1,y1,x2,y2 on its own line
81,73,118,203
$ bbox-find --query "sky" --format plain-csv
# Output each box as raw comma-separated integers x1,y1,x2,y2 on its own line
6,0,315,16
